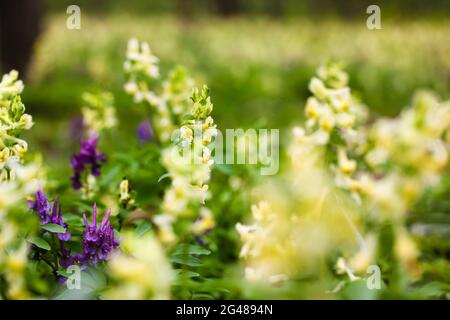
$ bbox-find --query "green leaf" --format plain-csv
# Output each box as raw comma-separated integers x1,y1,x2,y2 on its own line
158,173,171,183
28,237,51,251
101,165,122,186
342,279,380,300
171,255,203,267
57,270,72,278
182,113,195,121
62,213,82,223
192,293,215,300
41,223,66,233
172,244,211,256
82,268,107,290
135,221,152,237
174,269,201,278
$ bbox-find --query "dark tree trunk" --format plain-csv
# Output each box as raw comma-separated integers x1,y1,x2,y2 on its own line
268,0,284,17
310,0,372,18
0,0,42,78
177,0,194,22
214,0,242,16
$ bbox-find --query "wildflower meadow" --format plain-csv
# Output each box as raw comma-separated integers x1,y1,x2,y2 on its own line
0,0,449,303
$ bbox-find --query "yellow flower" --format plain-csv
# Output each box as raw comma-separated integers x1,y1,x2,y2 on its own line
191,207,215,234
305,97,320,119
394,229,421,280
319,109,335,132
337,148,357,175
309,77,327,100
106,231,173,299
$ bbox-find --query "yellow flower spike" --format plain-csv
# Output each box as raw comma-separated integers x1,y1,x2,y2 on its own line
81,91,117,134
159,81,217,224
0,70,33,180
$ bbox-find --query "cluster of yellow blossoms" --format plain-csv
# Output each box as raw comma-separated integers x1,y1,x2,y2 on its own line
0,71,43,299
158,86,217,243
124,38,193,143
237,63,450,290
105,231,172,300
123,39,217,245
0,71,33,181
108,40,218,298
236,167,360,285
81,91,117,134
360,91,450,220
304,63,367,145
0,162,41,299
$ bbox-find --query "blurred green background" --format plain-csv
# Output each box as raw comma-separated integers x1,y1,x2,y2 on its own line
1,1,449,135
13,1,448,176
1,0,449,293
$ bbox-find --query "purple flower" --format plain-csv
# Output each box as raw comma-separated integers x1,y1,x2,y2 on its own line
29,190,71,241
49,196,71,241
59,243,77,269
136,120,154,144
28,187,51,224
59,241,86,268
79,204,120,265
70,134,107,189
58,204,119,270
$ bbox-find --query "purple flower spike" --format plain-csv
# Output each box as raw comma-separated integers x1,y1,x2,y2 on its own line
50,196,60,224
136,120,154,144
70,134,107,189
99,208,111,231
29,190,71,241
76,204,120,266
59,243,75,269
83,203,99,242
55,204,119,269
28,187,51,224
